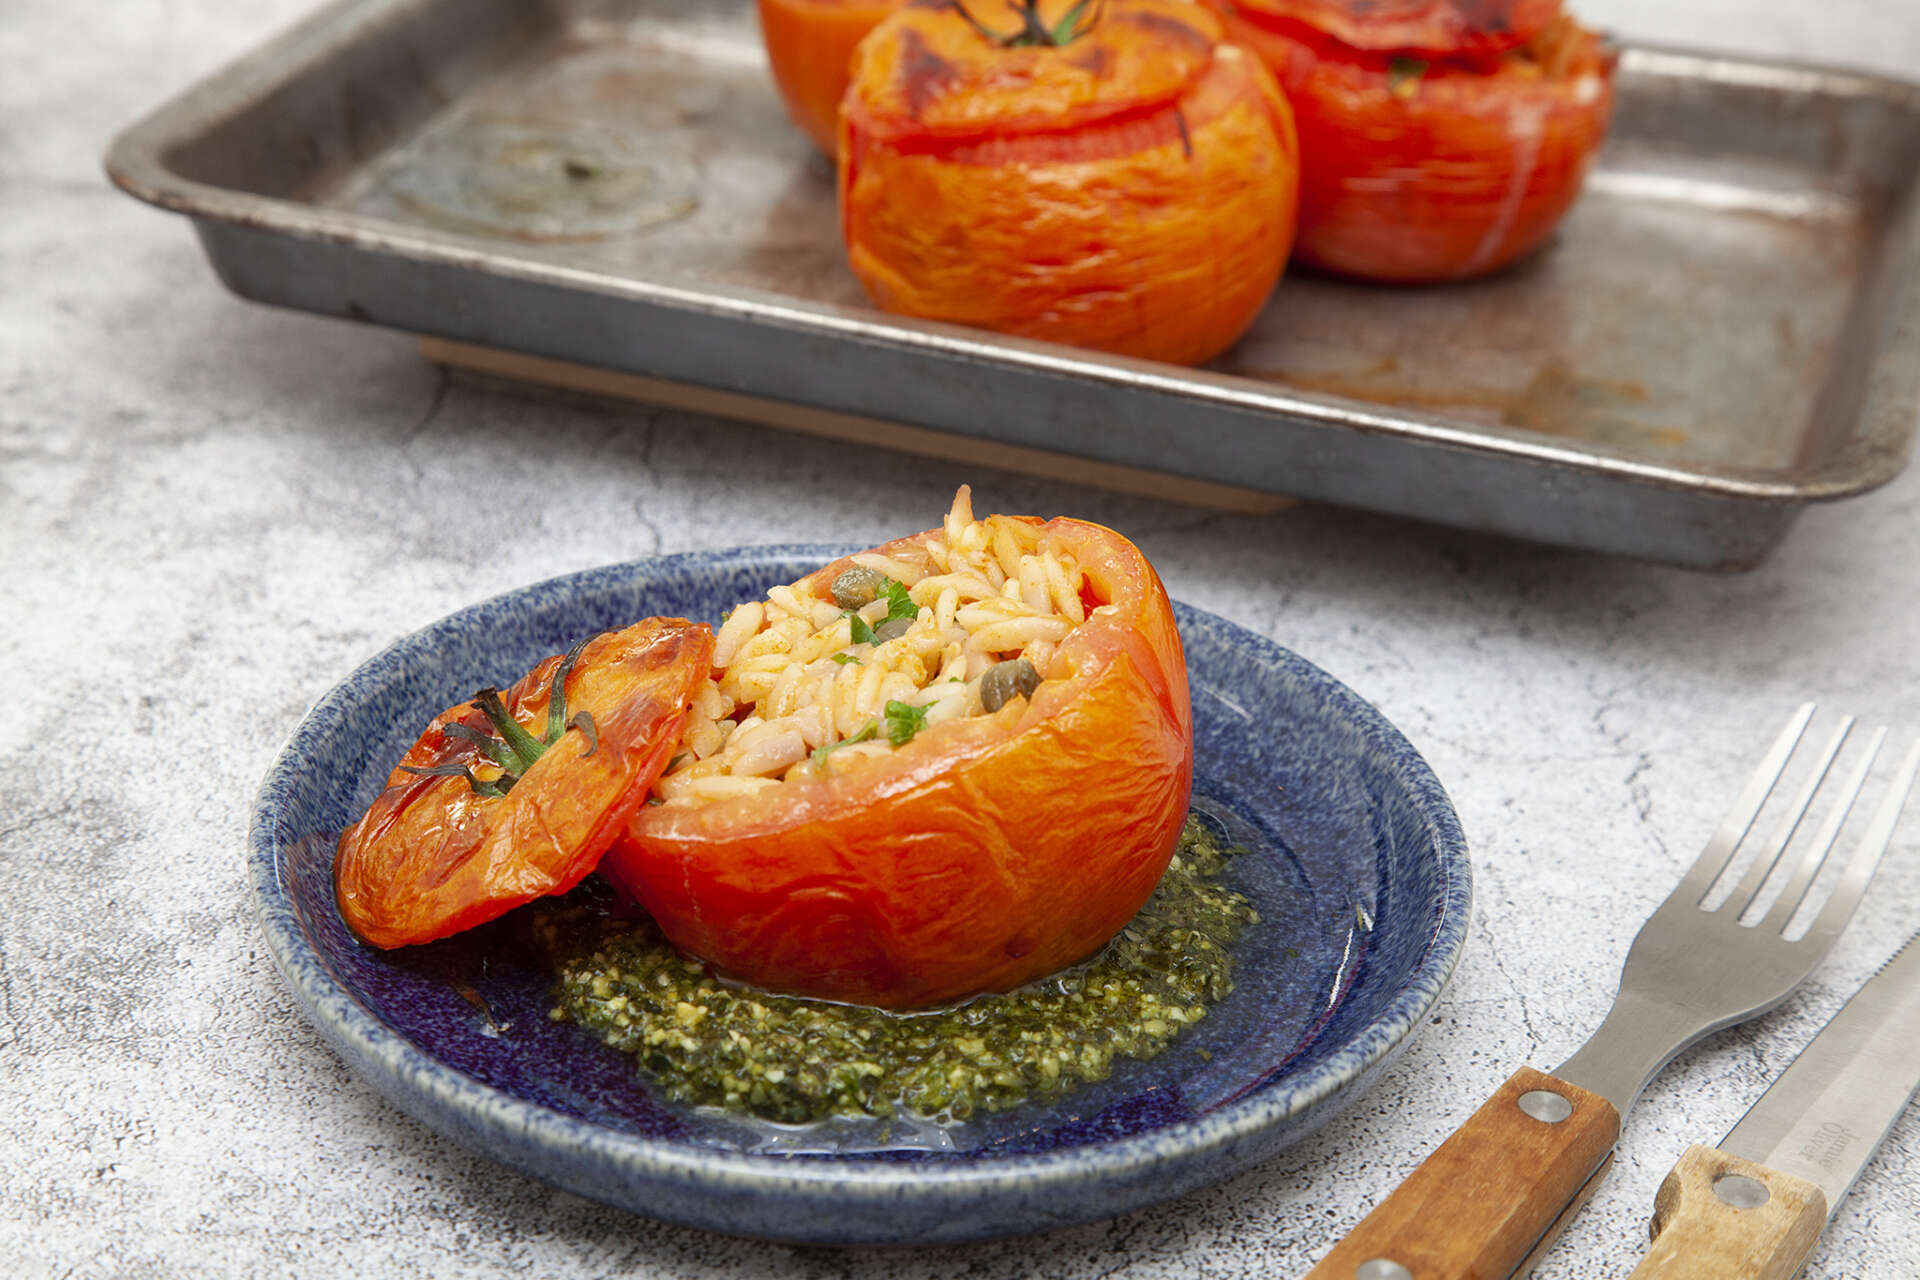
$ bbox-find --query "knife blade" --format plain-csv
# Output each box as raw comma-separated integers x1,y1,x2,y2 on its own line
1628,930,1920,1279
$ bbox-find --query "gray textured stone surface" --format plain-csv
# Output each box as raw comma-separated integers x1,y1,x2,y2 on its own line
6,1,1919,1276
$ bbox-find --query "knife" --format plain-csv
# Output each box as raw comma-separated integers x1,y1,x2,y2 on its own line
1627,929,1920,1279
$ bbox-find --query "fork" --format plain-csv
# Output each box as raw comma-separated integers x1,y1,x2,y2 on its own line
1305,703,1919,1280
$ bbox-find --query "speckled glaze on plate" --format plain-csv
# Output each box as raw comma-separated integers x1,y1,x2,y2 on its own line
248,545,1470,1243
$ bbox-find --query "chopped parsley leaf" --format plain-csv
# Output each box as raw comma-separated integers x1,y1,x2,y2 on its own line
883,699,930,747
877,577,918,623
844,577,915,645
812,719,877,762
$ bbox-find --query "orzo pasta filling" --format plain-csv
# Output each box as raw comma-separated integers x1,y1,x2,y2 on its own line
652,487,1099,806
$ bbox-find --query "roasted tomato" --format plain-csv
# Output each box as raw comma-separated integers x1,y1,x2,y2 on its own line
759,0,904,153
601,496,1193,1008
1211,0,1615,282
335,618,714,949
839,0,1299,366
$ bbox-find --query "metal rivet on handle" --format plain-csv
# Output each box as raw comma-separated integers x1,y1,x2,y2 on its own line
1517,1089,1574,1123
1712,1173,1771,1209
1355,1261,1414,1280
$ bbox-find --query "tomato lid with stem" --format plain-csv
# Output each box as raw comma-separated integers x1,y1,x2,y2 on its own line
334,617,714,949
845,0,1224,144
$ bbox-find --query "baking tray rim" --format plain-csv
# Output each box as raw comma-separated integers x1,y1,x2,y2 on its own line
101,0,1920,506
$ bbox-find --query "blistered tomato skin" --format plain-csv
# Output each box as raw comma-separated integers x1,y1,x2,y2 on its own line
838,0,1299,367
334,618,714,949
1213,1,1615,283
757,0,902,154
601,519,1194,1010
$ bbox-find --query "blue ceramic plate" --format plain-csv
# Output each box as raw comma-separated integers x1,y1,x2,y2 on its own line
249,546,1470,1243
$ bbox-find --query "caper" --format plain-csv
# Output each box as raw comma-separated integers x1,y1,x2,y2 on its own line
979,657,1040,712
873,616,913,644
830,566,886,610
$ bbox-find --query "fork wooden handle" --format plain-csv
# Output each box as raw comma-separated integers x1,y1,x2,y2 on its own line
1304,1066,1621,1280
1626,1146,1828,1279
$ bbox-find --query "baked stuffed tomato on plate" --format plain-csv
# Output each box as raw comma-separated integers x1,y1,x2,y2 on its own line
253,491,1469,1241
605,488,1191,1008
333,488,1191,1011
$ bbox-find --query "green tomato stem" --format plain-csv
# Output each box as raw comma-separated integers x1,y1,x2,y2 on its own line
474,687,547,772
440,720,517,770
544,635,594,746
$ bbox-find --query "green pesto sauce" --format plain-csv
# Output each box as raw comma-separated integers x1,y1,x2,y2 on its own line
539,816,1258,1126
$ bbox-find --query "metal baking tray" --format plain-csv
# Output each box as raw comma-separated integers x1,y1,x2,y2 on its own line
105,0,1920,568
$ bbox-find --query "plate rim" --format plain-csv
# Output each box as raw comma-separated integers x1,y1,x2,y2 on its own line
248,544,1471,1206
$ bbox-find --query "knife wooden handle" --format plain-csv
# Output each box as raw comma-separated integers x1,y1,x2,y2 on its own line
1305,1066,1620,1280
1627,1146,1828,1280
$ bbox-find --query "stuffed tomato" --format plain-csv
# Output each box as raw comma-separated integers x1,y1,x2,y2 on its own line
335,619,714,949
758,0,902,154
601,487,1193,1009
1211,0,1615,282
838,0,1299,366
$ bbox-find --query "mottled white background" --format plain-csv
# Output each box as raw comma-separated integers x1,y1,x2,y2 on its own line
4,1,1919,1277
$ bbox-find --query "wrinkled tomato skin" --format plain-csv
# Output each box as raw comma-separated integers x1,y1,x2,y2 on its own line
334,618,714,949
839,0,1299,367
601,519,1193,1009
1230,0,1560,60
758,0,902,154
1214,6,1614,282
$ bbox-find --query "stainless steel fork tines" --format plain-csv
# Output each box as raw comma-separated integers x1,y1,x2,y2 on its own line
1558,702,1920,1120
